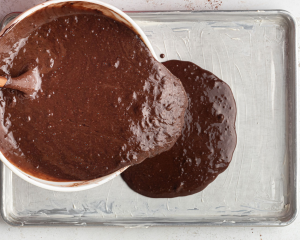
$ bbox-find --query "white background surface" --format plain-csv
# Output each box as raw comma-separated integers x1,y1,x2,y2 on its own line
0,0,299,239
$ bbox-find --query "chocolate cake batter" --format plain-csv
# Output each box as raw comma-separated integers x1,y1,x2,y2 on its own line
0,4,188,181
122,60,237,198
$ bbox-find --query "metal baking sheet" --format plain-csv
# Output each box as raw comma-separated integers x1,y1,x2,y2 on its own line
0,10,297,227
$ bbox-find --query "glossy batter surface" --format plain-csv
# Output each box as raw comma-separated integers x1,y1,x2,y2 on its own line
0,5,187,181
122,60,237,198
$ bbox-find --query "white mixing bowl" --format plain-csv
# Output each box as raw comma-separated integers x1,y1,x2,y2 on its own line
0,0,158,192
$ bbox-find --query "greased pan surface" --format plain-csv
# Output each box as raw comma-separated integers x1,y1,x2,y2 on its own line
0,10,297,227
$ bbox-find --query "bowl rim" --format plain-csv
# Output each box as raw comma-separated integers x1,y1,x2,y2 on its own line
0,0,156,192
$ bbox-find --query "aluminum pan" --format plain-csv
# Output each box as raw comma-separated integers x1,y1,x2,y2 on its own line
0,10,297,227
